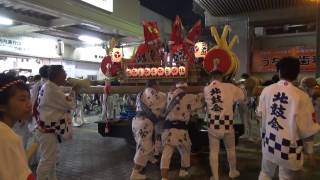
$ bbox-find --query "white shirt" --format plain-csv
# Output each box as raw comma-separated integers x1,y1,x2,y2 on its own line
136,87,167,117
166,88,203,122
204,80,245,133
37,80,75,133
0,121,32,180
257,80,320,170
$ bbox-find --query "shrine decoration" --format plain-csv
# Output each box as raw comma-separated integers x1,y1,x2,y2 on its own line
111,47,123,63
194,42,208,58
203,25,240,80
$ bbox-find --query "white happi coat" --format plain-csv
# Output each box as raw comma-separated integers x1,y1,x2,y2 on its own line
37,80,75,135
162,88,203,147
132,87,166,166
204,80,245,136
257,80,320,170
30,79,47,131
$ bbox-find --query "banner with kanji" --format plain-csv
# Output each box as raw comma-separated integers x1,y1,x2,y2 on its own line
252,48,316,72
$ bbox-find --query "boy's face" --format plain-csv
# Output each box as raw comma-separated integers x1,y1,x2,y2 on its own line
56,70,67,86
6,89,32,122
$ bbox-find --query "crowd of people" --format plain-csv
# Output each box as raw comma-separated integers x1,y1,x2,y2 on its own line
0,56,319,180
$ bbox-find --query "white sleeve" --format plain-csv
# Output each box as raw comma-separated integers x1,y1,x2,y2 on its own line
296,95,320,139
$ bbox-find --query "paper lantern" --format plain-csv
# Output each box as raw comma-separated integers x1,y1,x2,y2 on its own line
131,68,138,77
165,67,171,76
150,67,158,77
157,67,165,76
138,68,145,77
126,68,131,77
171,67,179,76
144,68,151,77
194,42,208,58
111,48,123,63
178,66,186,76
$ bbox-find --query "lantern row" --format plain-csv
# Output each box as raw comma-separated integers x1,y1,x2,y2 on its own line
126,66,186,77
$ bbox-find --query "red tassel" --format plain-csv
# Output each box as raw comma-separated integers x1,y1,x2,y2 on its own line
27,173,36,180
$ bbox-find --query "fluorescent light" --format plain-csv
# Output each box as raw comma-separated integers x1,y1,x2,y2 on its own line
0,16,13,25
78,35,102,44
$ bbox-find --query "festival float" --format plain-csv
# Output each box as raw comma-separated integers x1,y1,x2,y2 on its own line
75,16,248,143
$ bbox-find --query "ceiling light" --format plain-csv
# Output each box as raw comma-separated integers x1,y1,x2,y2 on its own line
78,35,103,44
0,16,13,25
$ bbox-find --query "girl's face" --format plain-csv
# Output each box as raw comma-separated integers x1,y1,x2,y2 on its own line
5,89,32,122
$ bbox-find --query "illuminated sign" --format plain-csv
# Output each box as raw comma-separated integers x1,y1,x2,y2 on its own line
80,0,113,12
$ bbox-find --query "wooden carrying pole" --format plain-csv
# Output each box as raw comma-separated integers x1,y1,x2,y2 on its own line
80,85,204,94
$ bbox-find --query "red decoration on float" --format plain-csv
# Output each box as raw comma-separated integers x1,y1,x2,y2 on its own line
203,48,232,73
100,56,121,77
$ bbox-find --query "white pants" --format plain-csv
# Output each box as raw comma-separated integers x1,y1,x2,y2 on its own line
73,100,84,126
160,144,191,169
258,158,301,180
238,102,251,137
36,130,59,180
208,130,237,180
132,117,154,167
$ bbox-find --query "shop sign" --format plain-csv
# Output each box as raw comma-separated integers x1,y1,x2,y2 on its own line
0,37,59,58
252,47,316,72
0,38,24,51
80,0,113,12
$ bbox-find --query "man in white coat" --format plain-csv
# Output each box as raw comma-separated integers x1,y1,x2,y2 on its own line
35,65,75,180
257,57,319,180
160,82,204,180
131,80,167,180
204,70,245,180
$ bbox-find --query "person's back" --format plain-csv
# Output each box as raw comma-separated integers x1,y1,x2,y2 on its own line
259,80,318,170
257,57,319,180
203,70,245,180
204,80,245,128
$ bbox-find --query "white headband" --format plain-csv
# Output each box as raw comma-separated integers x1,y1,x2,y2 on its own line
0,80,23,92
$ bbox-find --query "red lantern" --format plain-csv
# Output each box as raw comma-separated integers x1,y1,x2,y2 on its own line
178,66,186,76
171,67,179,76
144,68,151,77
150,67,158,76
157,67,165,76
111,48,123,63
165,67,171,76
